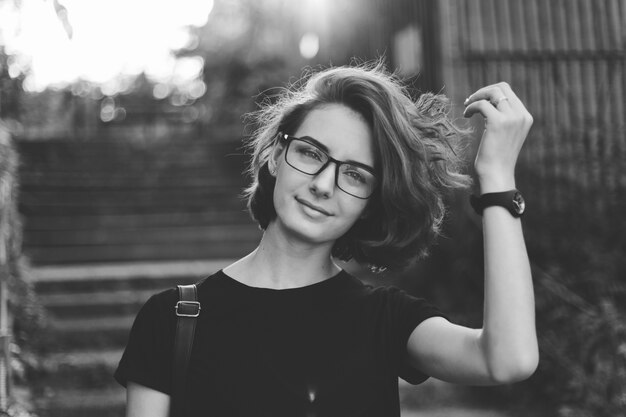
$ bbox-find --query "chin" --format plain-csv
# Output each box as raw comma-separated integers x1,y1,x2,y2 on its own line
276,210,349,246
281,217,340,245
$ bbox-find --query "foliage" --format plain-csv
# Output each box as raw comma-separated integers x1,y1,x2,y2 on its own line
533,267,626,417
392,186,626,416
0,125,44,417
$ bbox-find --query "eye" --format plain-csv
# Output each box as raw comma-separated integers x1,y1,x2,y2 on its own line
342,168,366,184
296,144,324,161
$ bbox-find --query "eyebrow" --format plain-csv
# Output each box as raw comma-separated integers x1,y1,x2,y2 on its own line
299,135,376,172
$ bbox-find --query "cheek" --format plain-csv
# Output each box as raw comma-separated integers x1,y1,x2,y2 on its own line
272,170,300,217
336,199,369,228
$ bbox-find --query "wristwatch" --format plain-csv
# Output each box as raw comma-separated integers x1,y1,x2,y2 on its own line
470,189,526,217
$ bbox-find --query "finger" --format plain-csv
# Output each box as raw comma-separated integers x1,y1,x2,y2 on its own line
463,99,501,119
471,82,526,112
492,96,512,111
464,85,506,107
493,82,527,112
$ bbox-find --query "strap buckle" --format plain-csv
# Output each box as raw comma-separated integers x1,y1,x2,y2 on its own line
175,301,201,317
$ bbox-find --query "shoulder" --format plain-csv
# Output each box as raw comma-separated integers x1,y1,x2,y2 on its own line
341,273,424,303
133,269,225,324
126,272,222,339
336,271,431,308
141,287,178,315
341,272,445,322
127,287,178,338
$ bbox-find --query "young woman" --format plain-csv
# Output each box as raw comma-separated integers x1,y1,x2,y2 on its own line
115,63,538,417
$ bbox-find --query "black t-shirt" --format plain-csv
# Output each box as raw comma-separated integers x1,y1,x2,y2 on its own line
114,269,445,417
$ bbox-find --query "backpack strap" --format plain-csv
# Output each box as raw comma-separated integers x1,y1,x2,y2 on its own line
171,284,200,417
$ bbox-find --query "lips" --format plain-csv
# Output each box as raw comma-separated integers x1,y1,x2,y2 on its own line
295,197,333,216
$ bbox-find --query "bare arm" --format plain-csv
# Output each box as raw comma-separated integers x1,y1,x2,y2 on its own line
407,82,538,385
126,382,170,417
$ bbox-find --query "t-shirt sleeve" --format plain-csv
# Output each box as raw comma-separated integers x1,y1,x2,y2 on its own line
381,286,447,385
114,290,176,394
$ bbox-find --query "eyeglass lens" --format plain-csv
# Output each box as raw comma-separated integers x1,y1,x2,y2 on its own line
285,138,376,198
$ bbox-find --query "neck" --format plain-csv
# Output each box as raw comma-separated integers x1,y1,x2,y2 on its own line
224,221,341,289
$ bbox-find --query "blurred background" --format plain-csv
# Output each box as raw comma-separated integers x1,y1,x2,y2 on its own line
0,0,624,416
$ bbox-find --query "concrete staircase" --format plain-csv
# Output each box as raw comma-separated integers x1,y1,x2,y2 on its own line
16,133,262,415
17,135,259,265
30,259,234,417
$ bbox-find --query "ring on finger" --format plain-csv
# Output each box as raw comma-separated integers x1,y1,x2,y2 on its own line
492,96,509,107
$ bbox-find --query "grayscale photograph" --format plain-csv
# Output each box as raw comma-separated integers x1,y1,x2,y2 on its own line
0,0,624,416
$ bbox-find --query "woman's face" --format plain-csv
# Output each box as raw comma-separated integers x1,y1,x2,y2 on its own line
270,103,376,246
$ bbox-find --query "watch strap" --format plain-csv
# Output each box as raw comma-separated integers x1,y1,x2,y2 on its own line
470,189,525,217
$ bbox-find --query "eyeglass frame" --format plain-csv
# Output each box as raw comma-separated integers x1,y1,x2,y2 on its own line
277,132,379,199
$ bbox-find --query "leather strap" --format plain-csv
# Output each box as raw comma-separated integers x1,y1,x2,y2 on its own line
469,189,525,217
171,284,200,417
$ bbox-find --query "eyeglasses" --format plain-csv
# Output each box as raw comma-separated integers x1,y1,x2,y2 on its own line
278,132,378,199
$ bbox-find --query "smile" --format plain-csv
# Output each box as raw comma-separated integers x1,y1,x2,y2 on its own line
295,197,333,217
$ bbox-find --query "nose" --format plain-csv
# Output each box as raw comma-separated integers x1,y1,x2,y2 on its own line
309,162,337,198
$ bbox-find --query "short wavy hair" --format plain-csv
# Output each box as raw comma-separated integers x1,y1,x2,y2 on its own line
243,62,472,270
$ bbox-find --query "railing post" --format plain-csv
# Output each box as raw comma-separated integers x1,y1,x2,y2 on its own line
0,127,12,412
0,277,9,412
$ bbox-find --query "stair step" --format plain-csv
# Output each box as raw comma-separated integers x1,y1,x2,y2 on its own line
20,175,243,187
42,348,124,369
24,210,251,231
20,203,246,217
25,224,260,246
28,242,256,264
20,172,244,187
45,327,131,351
50,315,135,334
32,259,234,283
21,183,237,197
34,387,125,417
40,316,134,351
34,270,225,300
40,288,159,308
34,349,123,390
46,301,144,319
36,274,203,294
33,259,232,296
19,192,241,211
41,285,187,318
18,137,243,162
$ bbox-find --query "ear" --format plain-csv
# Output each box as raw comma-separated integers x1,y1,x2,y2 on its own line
268,140,286,177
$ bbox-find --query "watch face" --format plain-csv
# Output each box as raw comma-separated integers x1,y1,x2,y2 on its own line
512,191,525,215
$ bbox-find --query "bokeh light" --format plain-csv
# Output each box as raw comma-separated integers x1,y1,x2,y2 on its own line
0,0,214,93
299,32,320,60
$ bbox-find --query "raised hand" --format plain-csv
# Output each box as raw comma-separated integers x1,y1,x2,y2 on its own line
463,82,533,193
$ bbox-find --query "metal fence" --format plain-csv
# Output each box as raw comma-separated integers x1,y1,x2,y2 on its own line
442,0,625,291
438,3,626,408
